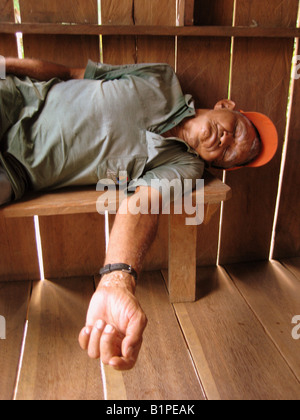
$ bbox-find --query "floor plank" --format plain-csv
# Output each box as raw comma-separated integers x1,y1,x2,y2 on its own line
16,277,104,400
225,260,300,384
103,271,205,400
170,266,300,400
280,257,300,281
0,282,31,400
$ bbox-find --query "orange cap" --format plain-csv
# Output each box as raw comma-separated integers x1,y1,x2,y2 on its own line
227,111,279,171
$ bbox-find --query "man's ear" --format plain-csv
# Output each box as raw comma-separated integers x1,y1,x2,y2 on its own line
214,99,236,111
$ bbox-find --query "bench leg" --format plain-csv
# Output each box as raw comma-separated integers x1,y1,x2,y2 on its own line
168,212,197,303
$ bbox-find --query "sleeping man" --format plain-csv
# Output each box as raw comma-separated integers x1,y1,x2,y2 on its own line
0,58,278,370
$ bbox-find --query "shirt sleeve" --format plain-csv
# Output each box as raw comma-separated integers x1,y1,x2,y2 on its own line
128,152,205,202
84,60,176,83
0,77,23,142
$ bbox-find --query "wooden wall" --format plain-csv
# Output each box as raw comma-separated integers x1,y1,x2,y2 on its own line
0,0,299,281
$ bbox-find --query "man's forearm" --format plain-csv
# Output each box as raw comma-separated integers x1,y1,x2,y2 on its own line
81,187,159,369
101,187,160,288
5,57,84,81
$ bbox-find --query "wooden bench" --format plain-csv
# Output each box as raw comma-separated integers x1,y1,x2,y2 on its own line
0,171,231,303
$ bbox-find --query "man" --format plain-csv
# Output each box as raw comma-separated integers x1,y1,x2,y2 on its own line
0,58,278,370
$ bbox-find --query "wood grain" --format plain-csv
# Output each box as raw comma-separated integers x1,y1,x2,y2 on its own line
0,0,18,56
281,257,300,281
0,281,31,400
0,216,40,282
168,212,197,303
177,28,232,267
0,1,39,283
272,39,300,259
225,260,300,382
172,266,300,400
38,213,106,279
219,1,298,264
101,0,136,65
182,0,196,26
135,0,176,66
19,0,100,66
16,277,104,400
18,0,103,282
118,271,205,400
143,214,169,271
0,172,231,218
1,23,300,38
233,0,299,28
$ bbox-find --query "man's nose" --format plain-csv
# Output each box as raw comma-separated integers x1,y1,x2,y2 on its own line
220,131,234,146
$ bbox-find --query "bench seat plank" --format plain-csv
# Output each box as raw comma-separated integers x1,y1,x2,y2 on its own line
0,172,231,218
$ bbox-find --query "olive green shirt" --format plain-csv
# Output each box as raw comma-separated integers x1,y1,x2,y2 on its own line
0,61,204,200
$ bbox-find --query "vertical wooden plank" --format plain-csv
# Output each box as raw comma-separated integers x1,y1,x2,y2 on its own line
177,1,234,266
101,0,134,25
16,278,104,400
101,0,136,64
18,0,106,279
39,213,106,279
135,0,177,25
194,0,234,26
0,281,31,400
168,212,197,302
273,40,300,259
143,214,169,271
134,0,176,66
0,0,18,56
182,0,196,26
0,1,40,282
0,217,40,281
19,0,100,66
219,0,299,264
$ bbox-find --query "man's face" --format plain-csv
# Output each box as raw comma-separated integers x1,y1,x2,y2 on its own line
189,107,259,169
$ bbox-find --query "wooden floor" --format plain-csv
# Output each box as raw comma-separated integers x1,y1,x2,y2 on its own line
1,258,300,400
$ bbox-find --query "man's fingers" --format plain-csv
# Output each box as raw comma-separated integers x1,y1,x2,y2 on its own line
107,312,147,370
122,312,148,359
109,340,143,371
78,326,92,350
88,320,106,359
100,324,123,365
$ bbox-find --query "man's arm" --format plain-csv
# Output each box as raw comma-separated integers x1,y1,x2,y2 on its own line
5,57,85,80
79,186,161,370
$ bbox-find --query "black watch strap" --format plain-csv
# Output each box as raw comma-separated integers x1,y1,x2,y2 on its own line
99,263,138,283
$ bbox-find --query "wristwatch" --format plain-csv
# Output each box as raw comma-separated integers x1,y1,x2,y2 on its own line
99,263,138,283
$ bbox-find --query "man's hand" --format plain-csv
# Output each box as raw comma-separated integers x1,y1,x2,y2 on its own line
79,186,160,370
78,272,147,370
